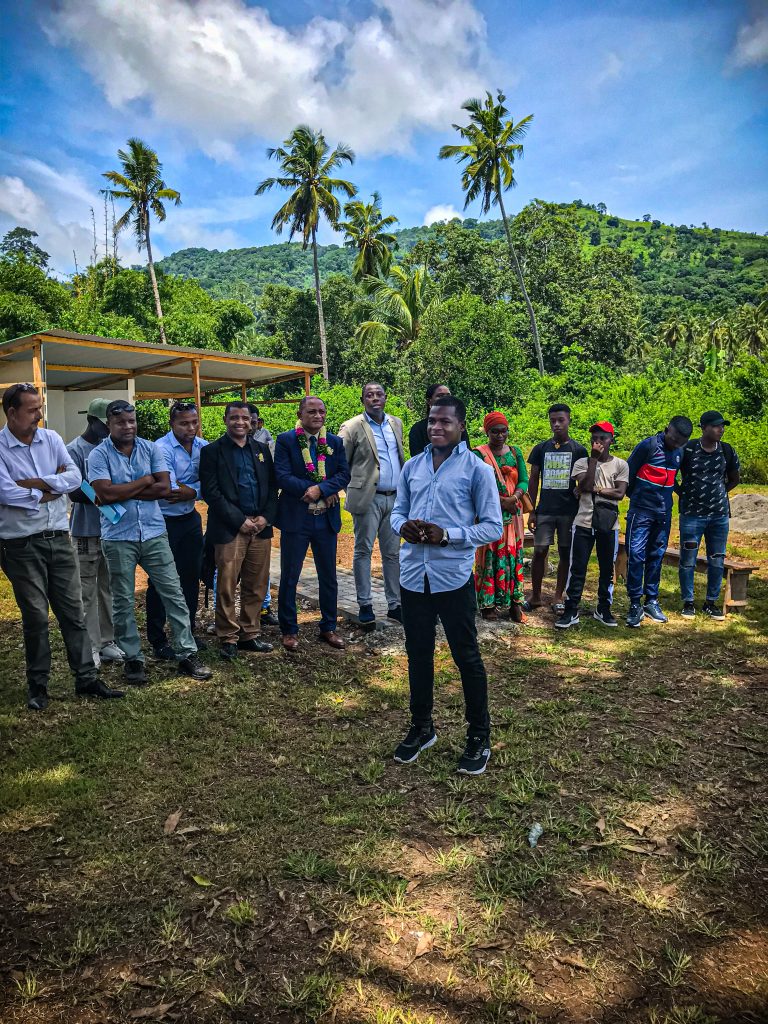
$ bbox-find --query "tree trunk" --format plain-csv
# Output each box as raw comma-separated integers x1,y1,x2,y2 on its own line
311,227,329,380
143,208,167,345
497,187,544,375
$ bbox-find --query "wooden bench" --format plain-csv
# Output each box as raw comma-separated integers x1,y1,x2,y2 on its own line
522,529,757,616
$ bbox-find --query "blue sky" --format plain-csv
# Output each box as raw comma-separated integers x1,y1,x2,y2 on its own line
1,0,766,276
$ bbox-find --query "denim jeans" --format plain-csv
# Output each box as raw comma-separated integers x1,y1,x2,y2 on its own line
401,574,490,738
102,535,196,662
625,509,671,603
146,510,203,648
678,515,729,603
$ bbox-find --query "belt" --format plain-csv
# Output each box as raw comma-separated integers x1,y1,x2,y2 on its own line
376,490,397,496
307,507,328,516
11,529,69,541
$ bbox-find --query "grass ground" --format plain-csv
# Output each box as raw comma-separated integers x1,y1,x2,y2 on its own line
1,530,767,1023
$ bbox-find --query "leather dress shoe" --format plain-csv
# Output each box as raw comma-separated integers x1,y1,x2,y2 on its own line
260,610,280,627
237,637,274,653
319,631,345,650
282,634,299,652
27,691,49,711
77,679,125,699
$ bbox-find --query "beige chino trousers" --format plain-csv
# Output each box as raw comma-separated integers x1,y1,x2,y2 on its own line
214,532,271,642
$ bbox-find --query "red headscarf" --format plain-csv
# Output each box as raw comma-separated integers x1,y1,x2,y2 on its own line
483,411,508,433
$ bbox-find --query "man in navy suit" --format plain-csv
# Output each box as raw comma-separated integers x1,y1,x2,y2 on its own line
274,396,351,652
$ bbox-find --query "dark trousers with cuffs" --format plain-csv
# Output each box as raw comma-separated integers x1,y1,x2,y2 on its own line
0,532,98,696
146,510,203,649
278,515,338,635
564,525,619,615
401,574,490,738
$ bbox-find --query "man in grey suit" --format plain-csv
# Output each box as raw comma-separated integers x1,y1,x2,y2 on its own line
340,383,405,628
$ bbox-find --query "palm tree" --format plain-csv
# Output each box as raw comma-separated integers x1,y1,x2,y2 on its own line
103,139,180,344
338,192,399,281
734,303,767,357
439,91,543,374
356,265,437,349
256,126,356,379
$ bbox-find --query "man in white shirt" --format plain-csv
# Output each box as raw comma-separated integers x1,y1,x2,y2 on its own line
340,383,405,628
0,384,124,710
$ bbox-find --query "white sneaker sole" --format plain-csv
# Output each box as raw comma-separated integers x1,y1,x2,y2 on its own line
554,618,579,629
393,733,437,764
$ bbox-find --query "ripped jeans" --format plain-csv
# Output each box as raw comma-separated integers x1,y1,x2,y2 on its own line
678,515,730,604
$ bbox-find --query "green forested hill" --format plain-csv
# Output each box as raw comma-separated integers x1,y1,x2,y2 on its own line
157,202,768,329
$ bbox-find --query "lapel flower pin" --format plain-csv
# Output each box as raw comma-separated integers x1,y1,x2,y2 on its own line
257,452,265,462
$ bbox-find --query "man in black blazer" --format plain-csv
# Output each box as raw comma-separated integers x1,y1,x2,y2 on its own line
274,396,351,652
199,401,278,659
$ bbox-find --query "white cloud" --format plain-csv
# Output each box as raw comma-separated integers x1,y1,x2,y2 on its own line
591,51,623,91
44,0,492,157
423,203,462,226
0,174,94,277
729,15,768,69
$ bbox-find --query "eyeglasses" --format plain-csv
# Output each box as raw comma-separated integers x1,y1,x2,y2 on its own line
106,401,136,416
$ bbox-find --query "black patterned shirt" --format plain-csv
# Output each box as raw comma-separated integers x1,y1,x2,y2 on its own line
678,440,740,518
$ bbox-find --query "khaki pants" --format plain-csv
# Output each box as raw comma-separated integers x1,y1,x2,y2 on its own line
215,532,271,642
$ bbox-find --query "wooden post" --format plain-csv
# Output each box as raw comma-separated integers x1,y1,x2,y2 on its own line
303,370,311,395
32,342,45,425
241,383,248,402
191,360,202,436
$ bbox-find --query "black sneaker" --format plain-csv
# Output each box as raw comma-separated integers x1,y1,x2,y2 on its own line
554,610,580,629
457,735,491,776
702,602,726,621
123,660,147,685
178,655,213,680
386,606,403,623
593,608,618,627
152,642,177,661
76,679,125,699
260,610,280,628
237,637,274,653
681,602,696,618
393,723,437,764
27,691,49,711
220,642,238,661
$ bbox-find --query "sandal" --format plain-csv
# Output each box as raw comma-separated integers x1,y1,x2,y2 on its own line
522,600,542,612
551,602,565,615
509,602,527,624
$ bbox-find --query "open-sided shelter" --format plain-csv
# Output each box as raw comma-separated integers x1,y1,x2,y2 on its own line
0,330,319,437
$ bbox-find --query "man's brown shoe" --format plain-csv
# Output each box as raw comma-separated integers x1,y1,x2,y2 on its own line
282,634,299,652
319,631,345,650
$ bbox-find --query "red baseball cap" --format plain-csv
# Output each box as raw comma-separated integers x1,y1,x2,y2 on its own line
590,421,615,436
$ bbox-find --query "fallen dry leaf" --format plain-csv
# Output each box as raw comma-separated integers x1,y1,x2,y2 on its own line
190,874,213,887
596,817,606,837
619,818,646,836
127,1002,175,1020
554,953,590,970
413,931,433,958
579,879,613,893
163,809,183,835
406,878,423,893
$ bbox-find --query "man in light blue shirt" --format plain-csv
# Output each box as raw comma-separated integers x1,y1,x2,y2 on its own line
0,384,123,709
145,402,208,659
340,383,406,628
390,395,502,777
89,400,212,686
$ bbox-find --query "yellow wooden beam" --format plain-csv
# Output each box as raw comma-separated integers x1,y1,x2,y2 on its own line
135,390,195,400
191,360,202,437
46,364,132,376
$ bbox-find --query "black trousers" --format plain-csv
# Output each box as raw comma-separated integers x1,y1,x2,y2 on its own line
401,575,490,738
0,532,98,696
563,525,619,615
146,510,203,648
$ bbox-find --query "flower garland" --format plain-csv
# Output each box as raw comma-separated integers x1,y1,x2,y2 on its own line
295,421,329,482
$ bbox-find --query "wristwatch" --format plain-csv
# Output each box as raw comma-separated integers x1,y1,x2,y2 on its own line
439,529,450,547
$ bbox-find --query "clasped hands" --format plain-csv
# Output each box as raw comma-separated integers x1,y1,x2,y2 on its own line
239,515,268,536
301,484,339,508
400,519,443,544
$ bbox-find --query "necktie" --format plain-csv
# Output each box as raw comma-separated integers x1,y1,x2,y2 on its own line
309,435,318,469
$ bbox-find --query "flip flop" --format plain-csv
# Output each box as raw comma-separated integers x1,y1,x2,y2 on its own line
551,603,565,614
522,600,542,612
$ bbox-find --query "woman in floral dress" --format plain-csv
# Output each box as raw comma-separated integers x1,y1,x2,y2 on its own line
473,412,529,622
